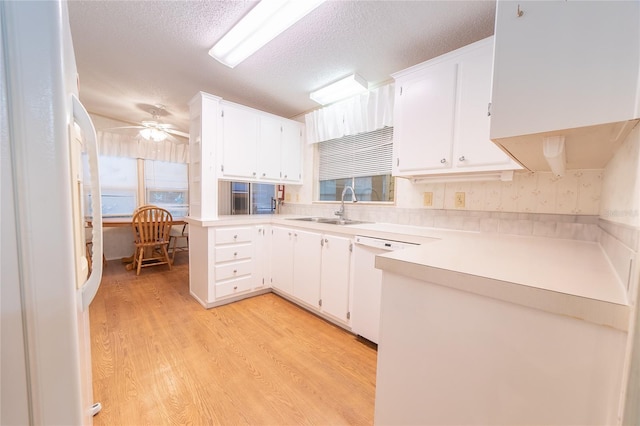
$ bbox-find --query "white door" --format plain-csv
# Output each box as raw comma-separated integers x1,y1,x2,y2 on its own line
281,120,302,183
454,40,516,169
221,103,259,179
270,227,294,295
258,115,281,181
320,235,352,323
253,225,271,289
393,62,457,174
292,229,322,308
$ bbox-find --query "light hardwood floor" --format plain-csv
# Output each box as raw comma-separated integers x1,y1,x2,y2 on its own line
90,253,377,425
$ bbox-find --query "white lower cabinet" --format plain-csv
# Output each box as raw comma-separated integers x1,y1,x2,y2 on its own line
292,230,322,307
271,226,352,326
214,226,254,299
253,225,271,290
319,235,352,324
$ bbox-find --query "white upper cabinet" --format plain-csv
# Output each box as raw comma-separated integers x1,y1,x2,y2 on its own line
280,120,303,183
219,100,303,184
490,0,640,170
454,40,517,170
258,115,282,181
221,102,259,179
392,37,519,179
393,60,457,174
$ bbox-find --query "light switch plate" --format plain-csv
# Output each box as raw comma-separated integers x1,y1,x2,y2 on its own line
423,192,433,206
455,192,465,208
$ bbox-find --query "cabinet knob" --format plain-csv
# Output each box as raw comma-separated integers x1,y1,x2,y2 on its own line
262,173,266,177
324,238,328,243
284,174,287,179
440,158,447,164
458,155,465,162
233,235,238,239
233,252,238,256
294,233,298,237
233,269,237,274
252,172,256,176
233,286,238,290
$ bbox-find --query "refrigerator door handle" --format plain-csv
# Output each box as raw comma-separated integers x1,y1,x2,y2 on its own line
72,94,103,311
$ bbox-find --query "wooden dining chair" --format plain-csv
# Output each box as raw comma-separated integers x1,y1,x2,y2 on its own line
169,223,189,264
131,206,173,275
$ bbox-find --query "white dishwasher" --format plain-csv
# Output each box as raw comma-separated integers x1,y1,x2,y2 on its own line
352,236,417,344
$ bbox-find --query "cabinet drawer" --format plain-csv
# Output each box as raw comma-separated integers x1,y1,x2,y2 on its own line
215,260,253,282
215,276,253,299
215,244,253,263
215,227,253,244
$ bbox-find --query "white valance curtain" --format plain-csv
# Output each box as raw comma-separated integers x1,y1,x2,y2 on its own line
305,83,394,144
95,130,189,164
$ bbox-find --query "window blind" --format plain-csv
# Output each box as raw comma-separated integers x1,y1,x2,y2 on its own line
318,127,393,181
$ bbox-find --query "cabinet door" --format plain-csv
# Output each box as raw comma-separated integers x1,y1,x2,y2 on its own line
221,103,259,179
393,61,457,175
320,235,351,323
253,225,271,289
270,227,294,295
454,40,518,170
281,121,303,183
490,0,640,140
292,230,322,308
258,115,282,181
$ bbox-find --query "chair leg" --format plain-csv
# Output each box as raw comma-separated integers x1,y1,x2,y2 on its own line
136,248,144,276
170,236,177,265
163,245,172,271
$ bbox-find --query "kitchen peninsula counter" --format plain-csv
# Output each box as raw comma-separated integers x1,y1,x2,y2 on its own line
187,214,631,329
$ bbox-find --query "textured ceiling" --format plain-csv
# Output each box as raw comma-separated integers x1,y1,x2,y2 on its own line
68,0,496,134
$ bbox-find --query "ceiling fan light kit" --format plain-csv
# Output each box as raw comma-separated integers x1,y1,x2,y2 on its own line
310,73,369,105
209,0,326,68
140,127,168,142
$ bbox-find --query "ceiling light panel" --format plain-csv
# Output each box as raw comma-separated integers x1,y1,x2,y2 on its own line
310,73,369,105
209,0,326,68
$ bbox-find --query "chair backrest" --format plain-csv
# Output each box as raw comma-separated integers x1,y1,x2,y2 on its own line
132,206,173,245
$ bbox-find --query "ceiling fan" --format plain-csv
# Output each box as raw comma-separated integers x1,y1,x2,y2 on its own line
108,104,189,142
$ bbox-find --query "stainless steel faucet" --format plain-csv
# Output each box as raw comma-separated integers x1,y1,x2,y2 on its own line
335,186,357,220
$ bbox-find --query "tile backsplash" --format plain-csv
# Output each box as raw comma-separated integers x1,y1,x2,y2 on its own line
280,203,600,242
398,169,603,214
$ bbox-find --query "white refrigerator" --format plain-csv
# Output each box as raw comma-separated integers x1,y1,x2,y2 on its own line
1,1,104,424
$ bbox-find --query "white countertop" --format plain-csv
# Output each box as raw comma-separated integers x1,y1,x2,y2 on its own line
188,214,631,330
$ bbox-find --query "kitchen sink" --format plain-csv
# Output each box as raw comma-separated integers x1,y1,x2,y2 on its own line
287,217,369,226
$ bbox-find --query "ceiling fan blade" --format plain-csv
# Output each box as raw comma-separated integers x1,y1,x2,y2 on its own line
166,128,189,138
165,133,186,144
105,125,145,130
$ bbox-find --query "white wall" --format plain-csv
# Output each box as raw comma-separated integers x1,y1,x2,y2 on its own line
600,124,640,227
284,139,604,216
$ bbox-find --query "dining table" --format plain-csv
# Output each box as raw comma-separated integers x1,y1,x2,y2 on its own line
86,215,187,270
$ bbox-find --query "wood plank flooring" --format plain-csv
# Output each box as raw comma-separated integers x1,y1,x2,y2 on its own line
90,254,377,425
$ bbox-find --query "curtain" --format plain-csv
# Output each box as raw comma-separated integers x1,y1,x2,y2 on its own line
96,130,189,164
305,83,394,144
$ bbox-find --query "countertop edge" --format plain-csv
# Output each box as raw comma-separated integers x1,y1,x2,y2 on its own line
375,255,630,331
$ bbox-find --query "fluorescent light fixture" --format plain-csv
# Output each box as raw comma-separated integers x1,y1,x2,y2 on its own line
140,128,168,142
209,0,326,68
310,73,369,105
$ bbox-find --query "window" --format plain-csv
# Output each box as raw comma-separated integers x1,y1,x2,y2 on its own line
84,155,137,217
144,160,188,218
318,127,394,202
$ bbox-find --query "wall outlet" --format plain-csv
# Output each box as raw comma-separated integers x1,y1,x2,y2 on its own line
455,192,465,208
423,192,433,207
285,193,292,202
